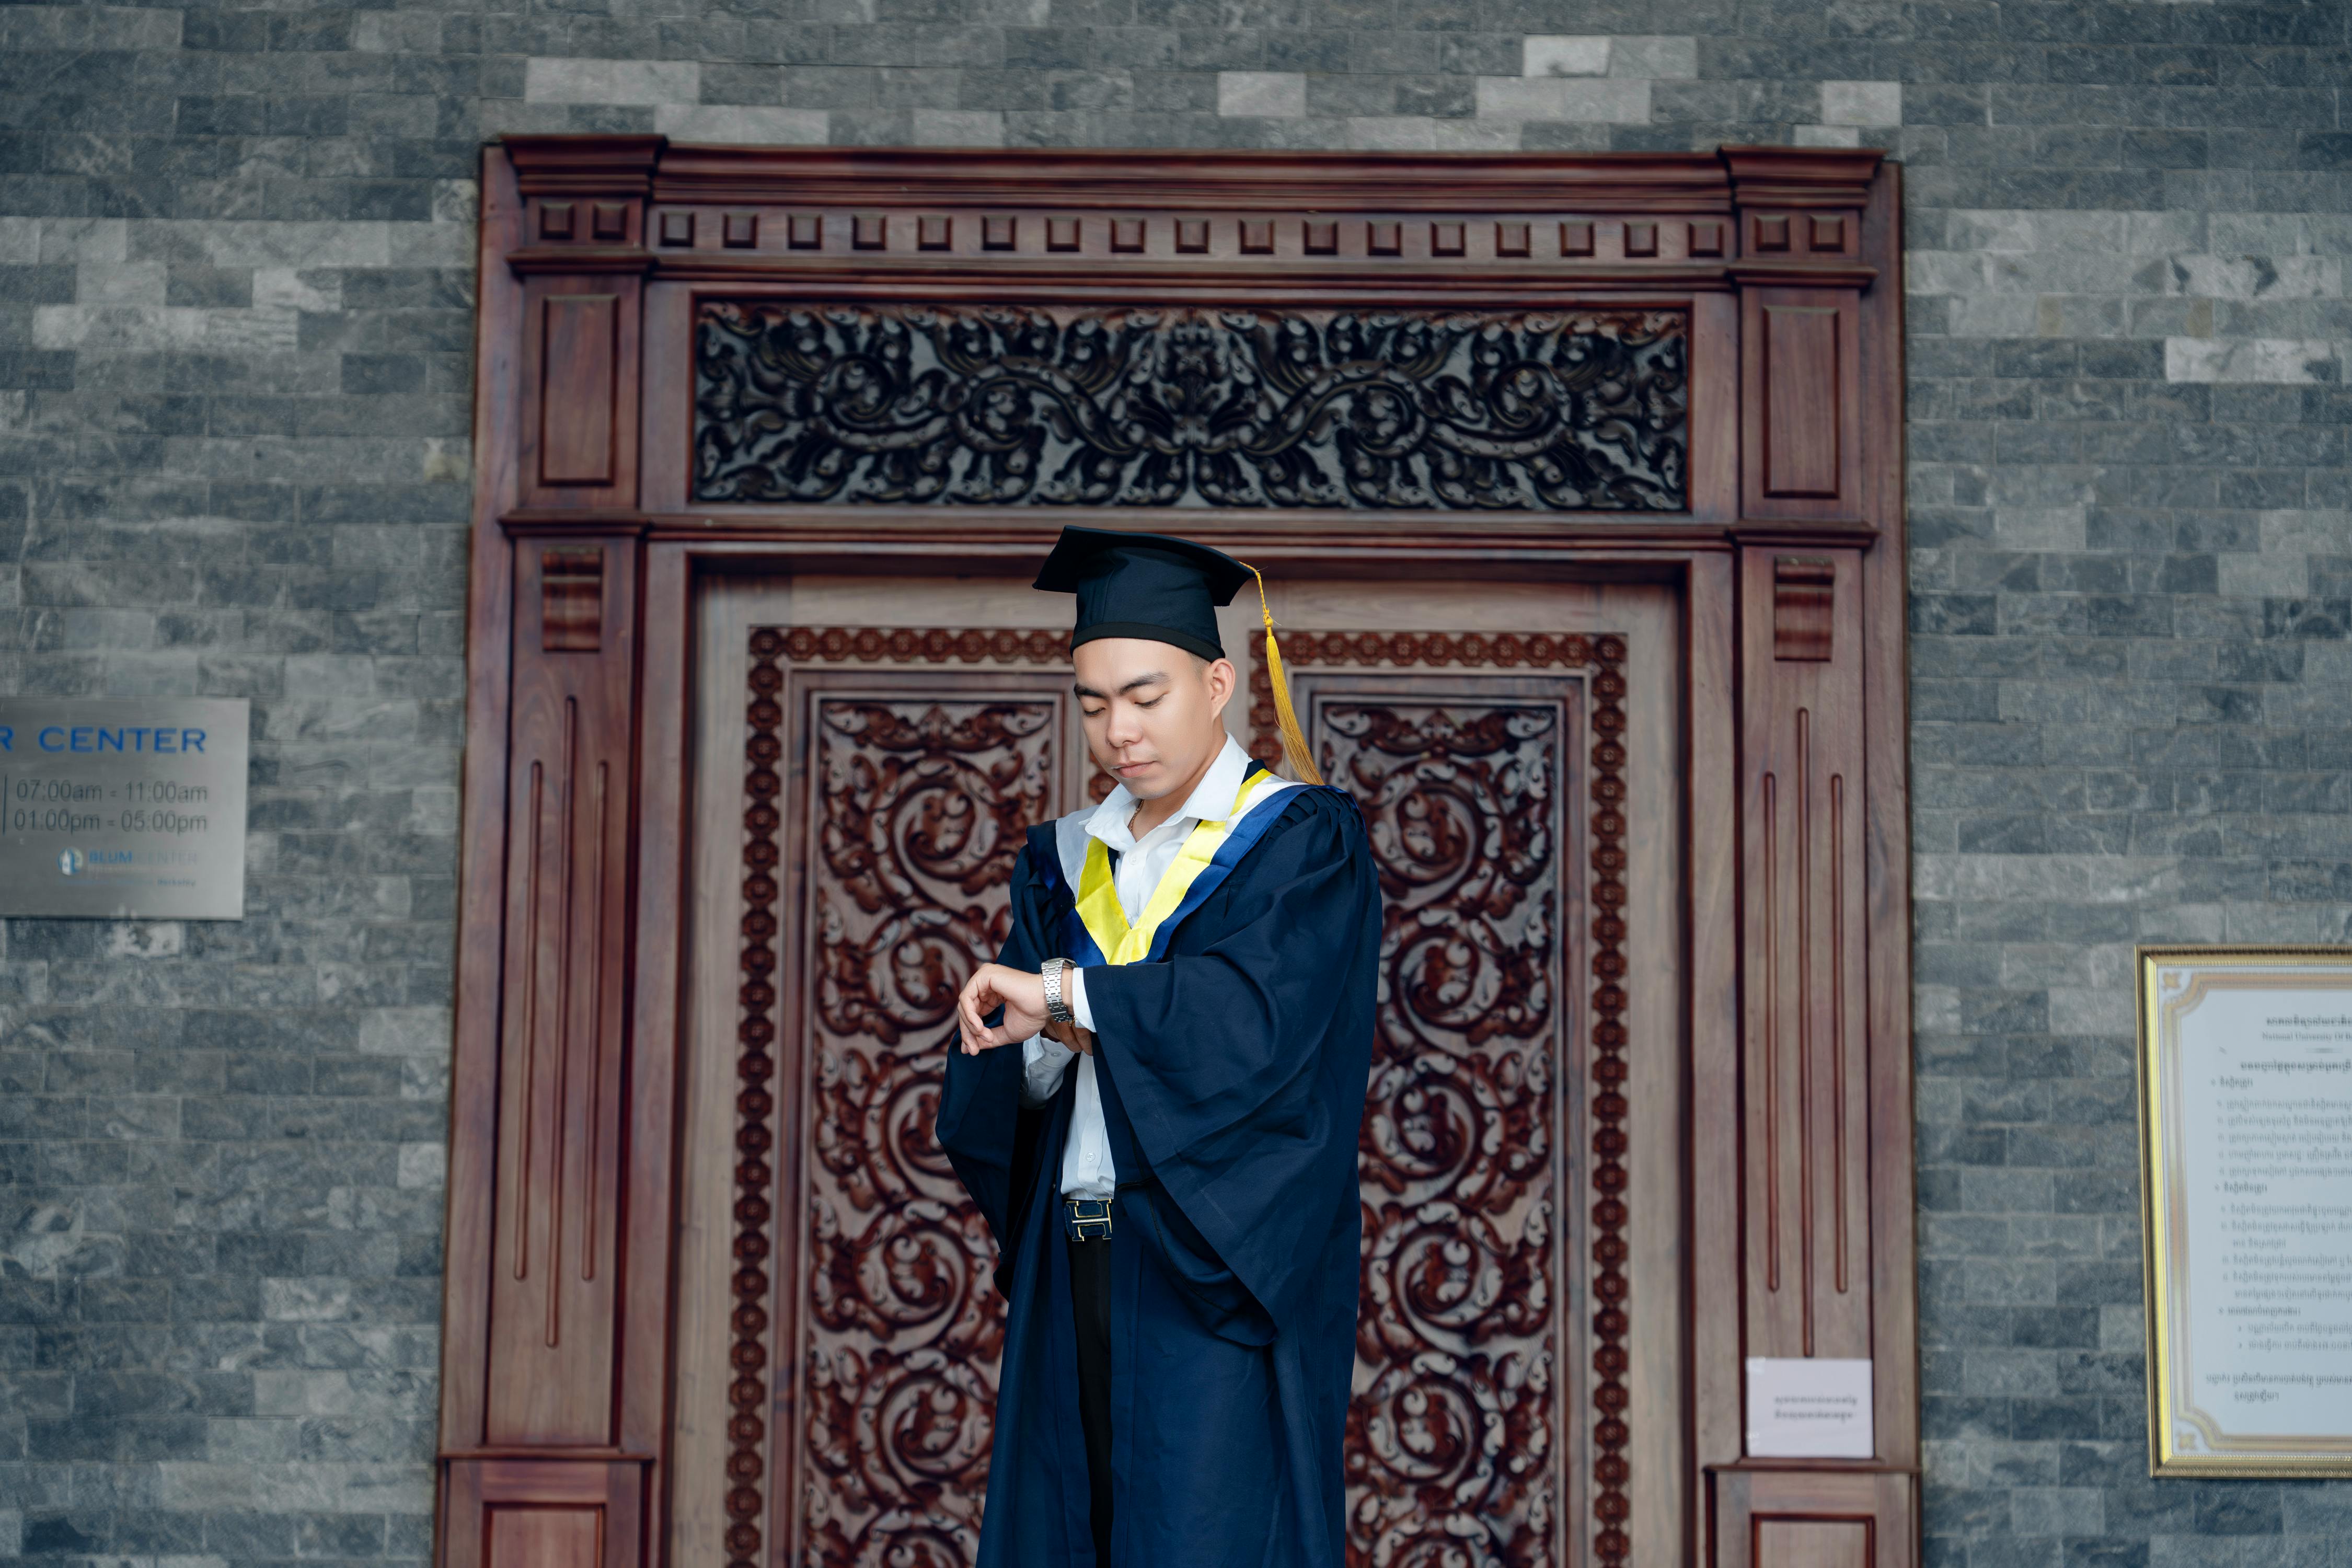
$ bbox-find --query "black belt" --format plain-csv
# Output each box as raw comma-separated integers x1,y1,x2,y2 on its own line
1062,1179,1153,1241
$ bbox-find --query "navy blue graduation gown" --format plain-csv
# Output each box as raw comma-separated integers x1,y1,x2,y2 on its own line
936,783,1379,1568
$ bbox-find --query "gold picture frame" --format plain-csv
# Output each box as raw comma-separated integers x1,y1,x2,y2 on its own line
2136,946,2352,1477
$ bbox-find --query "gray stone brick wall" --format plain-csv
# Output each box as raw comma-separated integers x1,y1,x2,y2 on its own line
1,0,2347,1563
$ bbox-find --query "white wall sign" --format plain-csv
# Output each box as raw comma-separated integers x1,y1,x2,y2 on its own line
1746,1356,1875,1458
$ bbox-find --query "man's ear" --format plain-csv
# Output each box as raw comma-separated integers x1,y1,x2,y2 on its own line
1203,655,1237,719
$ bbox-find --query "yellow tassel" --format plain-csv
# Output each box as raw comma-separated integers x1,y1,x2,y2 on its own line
1240,562,1325,787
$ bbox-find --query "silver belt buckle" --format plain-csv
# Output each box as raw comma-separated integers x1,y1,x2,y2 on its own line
1064,1197,1113,1241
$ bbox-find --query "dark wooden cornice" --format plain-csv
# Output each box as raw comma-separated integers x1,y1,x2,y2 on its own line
503,134,665,197
1719,145,1886,207
494,137,1887,212
649,144,1738,211
494,140,1890,283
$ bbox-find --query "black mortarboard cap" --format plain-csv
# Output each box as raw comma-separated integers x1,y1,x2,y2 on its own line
1032,526,1254,664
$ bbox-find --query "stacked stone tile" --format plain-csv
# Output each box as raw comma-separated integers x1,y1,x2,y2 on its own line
1,0,2347,1561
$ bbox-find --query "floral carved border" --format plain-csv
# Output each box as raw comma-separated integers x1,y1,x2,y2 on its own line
778,626,1065,665
754,621,1636,1561
730,627,789,1568
1252,629,1635,1567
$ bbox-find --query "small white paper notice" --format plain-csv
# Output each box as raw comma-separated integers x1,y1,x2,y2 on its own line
1746,1357,1874,1458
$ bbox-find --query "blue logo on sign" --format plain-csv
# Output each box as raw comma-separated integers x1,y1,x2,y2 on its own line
59,848,83,877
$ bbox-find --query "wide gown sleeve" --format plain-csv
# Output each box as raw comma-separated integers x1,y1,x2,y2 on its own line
937,832,1063,1272
1082,788,1381,1339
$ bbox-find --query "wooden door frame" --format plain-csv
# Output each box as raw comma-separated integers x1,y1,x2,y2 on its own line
442,137,1917,1568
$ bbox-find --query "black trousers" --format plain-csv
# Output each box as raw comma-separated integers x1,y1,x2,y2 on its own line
1068,1232,1114,1564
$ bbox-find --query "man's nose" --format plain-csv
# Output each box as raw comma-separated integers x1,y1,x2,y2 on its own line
1105,705,1143,746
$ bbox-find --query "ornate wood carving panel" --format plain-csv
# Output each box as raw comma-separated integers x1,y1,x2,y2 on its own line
1272,635,1631,1568
1339,692,1574,1568
693,304,1688,511
791,690,1045,1565
734,629,1085,1568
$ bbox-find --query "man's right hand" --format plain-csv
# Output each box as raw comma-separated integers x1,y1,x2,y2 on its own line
956,962,1050,1055
1043,1017,1097,1057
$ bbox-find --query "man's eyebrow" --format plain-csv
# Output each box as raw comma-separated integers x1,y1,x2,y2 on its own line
1071,671,1171,700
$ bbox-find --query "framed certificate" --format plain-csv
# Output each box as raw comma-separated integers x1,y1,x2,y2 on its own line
2137,947,2352,1475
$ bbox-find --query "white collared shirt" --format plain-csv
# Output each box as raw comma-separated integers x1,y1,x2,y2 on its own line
1020,735,1257,1198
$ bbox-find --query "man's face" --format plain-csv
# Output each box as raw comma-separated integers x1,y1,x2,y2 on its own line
1071,637,1235,801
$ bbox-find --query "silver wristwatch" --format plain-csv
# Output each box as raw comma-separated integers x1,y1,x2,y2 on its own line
1040,956,1075,1025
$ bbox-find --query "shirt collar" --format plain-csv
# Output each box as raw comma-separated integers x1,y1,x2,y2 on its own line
1085,734,1254,852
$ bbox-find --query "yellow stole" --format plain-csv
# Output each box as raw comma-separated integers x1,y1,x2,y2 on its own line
1073,770,1282,966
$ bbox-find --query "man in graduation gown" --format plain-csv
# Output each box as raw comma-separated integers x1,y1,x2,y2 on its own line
935,526,1380,1568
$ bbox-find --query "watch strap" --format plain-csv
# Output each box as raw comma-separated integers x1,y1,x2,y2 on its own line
1041,956,1074,1024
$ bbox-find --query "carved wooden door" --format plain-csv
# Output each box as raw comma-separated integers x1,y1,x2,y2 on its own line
675,588,1104,1568
1313,662,1616,1568
447,142,1921,1568
1259,582,1688,1568
673,577,1685,1568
